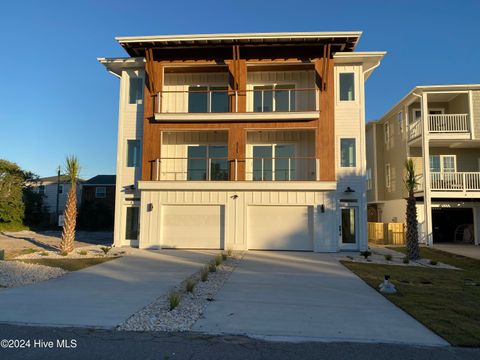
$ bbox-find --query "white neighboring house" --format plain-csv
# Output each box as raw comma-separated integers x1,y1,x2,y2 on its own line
99,31,385,252
34,175,82,224
366,84,480,246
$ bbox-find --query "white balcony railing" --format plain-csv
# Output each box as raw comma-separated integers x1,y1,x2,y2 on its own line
152,157,319,181
157,88,319,113
408,119,423,141
428,114,470,133
430,172,480,192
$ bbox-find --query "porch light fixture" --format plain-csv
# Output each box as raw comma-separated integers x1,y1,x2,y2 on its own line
344,186,355,193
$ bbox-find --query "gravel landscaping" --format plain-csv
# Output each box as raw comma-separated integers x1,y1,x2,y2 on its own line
336,246,459,270
0,260,67,288
118,252,244,332
14,245,130,260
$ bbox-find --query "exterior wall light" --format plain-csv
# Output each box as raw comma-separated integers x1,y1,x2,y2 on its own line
344,186,355,193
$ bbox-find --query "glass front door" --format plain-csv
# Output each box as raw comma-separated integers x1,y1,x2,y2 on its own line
340,206,357,246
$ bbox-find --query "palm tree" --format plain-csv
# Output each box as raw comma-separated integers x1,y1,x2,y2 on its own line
59,156,80,253
404,158,420,260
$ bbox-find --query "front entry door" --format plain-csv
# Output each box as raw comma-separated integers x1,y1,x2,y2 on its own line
340,206,358,249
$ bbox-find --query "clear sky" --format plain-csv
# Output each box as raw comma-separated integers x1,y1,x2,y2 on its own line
0,0,479,179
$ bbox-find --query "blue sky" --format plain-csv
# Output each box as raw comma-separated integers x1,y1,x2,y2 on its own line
0,0,479,178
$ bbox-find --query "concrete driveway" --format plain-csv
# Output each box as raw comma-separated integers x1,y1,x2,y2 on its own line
193,251,448,346
0,249,214,328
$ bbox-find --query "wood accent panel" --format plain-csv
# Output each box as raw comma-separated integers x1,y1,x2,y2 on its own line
315,57,335,181
142,61,164,180
228,125,246,180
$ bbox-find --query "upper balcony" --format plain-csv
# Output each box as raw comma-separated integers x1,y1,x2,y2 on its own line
154,68,319,122
407,92,472,144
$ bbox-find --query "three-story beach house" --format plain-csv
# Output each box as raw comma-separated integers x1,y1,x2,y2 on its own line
99,32,384,251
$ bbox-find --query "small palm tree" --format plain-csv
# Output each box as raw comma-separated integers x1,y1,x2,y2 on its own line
404,159,420,260
59,156,80,253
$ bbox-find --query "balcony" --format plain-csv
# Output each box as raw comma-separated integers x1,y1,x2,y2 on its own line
155,87,319,121
153,156,319,182
408,114,470,142
416,172,480,196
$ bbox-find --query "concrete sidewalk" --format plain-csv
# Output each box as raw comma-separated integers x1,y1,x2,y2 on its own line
193,251,448,346
0,249,215,328
433,244,480,260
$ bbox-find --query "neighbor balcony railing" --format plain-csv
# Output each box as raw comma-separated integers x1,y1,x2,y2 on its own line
156,88,319,113
417,172,480,192
152,157,319,181
408,114,470,141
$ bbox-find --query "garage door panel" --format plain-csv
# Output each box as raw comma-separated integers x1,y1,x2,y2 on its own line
248,206,313,251
161,205,224,249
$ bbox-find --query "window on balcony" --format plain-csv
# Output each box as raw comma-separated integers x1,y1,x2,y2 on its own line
188,86,228,113
430,155,456,173
187,145,228,180
252,144,296,181
253,85,295,112
339,73,355,101
127,140,141,167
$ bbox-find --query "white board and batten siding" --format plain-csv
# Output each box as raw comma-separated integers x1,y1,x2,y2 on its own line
138,189,338,252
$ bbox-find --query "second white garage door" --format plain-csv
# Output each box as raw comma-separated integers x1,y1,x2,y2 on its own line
161,205,225,249
247,205,314,251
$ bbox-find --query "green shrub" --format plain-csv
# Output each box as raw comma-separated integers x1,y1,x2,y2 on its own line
100,246,112,255
79,250,88,256
209,262,217,273
200,267,209,282
168,291,181,311
403,257,410,264
384,254,392,261
185,278,196,293
60,251,68,257
39,251,49,257
227,249,233,257
429,260,438,266
215,254,223,266
360,250,372,259
221,253,227,261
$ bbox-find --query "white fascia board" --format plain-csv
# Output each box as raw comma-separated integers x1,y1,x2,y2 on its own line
97,57,145,76
115,31,362,44
138,181,337,192
154,112,319,122
334,52,386,80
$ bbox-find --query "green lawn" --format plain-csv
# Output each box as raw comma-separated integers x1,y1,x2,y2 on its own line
17,257,119,271
342,247,480,347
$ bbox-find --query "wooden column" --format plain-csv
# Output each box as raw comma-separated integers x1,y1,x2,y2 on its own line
142,59,164,181
315,56,335,181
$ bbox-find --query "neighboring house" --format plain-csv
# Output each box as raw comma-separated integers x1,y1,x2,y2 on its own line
366,84,480,246
34,175,82,224
99,31,384,251
81,175,116,204
79,175,116,230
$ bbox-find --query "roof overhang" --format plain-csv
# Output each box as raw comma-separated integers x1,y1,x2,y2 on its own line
97,57,145,77
116,31,362,57
334,52,386,80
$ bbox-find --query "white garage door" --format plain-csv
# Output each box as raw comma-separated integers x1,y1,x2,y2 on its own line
248,206,313,251
161,205,224,249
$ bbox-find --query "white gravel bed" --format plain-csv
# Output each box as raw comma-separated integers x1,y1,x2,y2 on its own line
117,253,244,332
15,245,129,260
336,248,459,270
0,260,67,288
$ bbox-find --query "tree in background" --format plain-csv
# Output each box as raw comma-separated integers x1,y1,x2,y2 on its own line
59,156,80,252
404,159,420,260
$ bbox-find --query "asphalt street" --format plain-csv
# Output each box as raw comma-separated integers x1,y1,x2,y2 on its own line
0,324,478,360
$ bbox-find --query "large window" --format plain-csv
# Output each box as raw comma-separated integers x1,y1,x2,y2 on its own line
188,86,228,113
125,207,139,240
339,73,355,101
129,77,144,104
340,138,356,168
252,144,296,181
430,155,456,173
253,84,295,112
38,185,45,195
187,145,228,180
127,140,141,167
